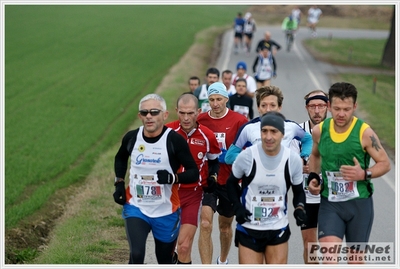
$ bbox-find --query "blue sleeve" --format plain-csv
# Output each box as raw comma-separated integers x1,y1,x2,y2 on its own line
225,144,242,164
300,131,312,157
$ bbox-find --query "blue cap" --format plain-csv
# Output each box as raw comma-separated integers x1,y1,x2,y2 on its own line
207,82,228,99
236,61,247,70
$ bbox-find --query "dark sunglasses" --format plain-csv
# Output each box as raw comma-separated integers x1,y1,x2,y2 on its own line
139,109,163,116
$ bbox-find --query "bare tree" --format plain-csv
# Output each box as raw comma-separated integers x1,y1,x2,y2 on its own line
381,6,395,68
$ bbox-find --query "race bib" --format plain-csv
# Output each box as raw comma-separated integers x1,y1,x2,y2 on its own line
250,195,284,225
233,105,249,118
215,132,227,150
326,171,359,202
201,102,211,113
134,174,165,205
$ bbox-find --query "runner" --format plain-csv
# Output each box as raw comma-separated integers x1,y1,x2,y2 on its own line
227,111,307,264
197,82,248,264
307,5,322,37
229,78,254,119
166,93,221,264
225,85,312,165
113,93,199,264
252,45,276,88
233,12,245,54
193,67,220,113
291,89,329,264
308,82,391,264
243,12,257,54
231,61,257,98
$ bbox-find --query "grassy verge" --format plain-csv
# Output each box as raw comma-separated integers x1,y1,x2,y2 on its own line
303,39,395,151
5,5,244,229
303,38,390,69
32,25,226,264
329,73,395,150
5,5,245,263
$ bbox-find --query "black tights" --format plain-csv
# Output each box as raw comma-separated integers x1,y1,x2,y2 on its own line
124,217,177,264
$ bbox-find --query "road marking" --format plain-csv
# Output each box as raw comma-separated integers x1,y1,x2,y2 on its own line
222,30,233,71
295,42,323,90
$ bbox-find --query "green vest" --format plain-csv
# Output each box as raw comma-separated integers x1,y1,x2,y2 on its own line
319,117,373,200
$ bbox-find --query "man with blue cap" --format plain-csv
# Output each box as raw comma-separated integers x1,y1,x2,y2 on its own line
231,61,257,98
197,82,248,264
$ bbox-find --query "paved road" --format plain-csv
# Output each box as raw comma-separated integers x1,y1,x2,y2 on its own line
145,25,396,265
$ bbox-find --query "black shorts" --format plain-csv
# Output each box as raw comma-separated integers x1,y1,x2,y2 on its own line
244,33,253,39
202,192,217,212
235,225,291,252
202,184,234,218
255,78,270,83
301,203,320,230
234,32,243,39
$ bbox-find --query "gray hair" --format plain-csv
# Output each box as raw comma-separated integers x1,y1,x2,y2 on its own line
138,94,167,111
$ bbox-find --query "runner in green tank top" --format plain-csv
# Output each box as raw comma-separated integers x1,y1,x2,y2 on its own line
306,82,391,264
318,116,372,200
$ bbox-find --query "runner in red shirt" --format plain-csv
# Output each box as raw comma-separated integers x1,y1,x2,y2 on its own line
166,93,221,264
197,82,248,264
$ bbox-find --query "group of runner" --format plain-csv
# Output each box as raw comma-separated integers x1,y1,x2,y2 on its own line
112,6,390,265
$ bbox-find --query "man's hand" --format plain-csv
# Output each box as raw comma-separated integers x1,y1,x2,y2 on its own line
113,181,126,205
307,172,321,195
203,176,217,193
233,204,252,224
340,157,364,181
293,205,308,226
156,170,176,184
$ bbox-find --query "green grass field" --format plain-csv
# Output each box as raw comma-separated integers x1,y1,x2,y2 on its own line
302,38,395,149
303,38,389,68
5,5,246,229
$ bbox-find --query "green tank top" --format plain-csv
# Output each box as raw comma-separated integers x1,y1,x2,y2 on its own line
319,117,373,200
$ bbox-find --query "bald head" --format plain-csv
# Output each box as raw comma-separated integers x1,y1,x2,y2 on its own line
177,93,199,108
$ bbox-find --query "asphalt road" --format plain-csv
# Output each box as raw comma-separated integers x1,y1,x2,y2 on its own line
145,25,396,265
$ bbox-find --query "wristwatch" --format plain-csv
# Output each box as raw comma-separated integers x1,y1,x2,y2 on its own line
114,177,124,185
365,170,372,181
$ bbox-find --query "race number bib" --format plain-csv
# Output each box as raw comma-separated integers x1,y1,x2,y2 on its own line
201,102,211,113
215,132,227,150
134,174,165,205
233,105,249,118
326,171,359,202
250,195,284,225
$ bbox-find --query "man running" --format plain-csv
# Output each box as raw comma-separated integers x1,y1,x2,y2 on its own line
308,82,391,264
227,111,307,264
113,93,199,264
166,93,221,264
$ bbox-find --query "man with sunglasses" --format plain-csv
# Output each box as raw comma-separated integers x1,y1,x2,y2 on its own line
166,93,221,264
290,90,329,264
113,93,199,264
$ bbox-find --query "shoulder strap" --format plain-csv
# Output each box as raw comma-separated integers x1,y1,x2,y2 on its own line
284,159,291,192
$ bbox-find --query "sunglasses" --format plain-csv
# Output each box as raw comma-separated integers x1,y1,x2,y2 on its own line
139,109,163,117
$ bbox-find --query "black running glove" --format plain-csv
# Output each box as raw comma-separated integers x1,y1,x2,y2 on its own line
203,176,217,193
113,181,126,205
293,205,308,226
233,204,252,224
157,170,176,184
307,172,322,186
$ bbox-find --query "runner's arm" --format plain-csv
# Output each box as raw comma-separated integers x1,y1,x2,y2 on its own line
225,144,242,164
